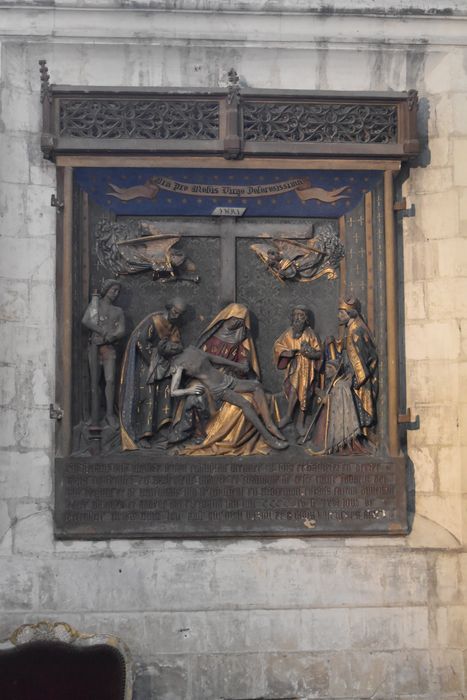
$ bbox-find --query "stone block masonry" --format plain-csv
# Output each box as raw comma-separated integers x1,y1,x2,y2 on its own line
0,2,466,698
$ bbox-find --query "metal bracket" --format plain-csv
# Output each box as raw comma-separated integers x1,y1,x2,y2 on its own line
51,194,64,212
398,408,420,430
394,197,415,219
49,403,64,421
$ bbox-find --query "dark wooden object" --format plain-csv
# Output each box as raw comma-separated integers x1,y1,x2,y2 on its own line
0,643,125,700
39,63,419,162
0,622,133,700
55,453,408,539
41,61,420,538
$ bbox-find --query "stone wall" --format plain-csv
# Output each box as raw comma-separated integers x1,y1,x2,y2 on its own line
0,2,465,698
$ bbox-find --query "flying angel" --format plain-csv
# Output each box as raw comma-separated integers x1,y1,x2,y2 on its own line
251,223,344,283
95,220,199,282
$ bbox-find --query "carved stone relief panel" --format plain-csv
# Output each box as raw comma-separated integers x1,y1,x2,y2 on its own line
52,164,408,538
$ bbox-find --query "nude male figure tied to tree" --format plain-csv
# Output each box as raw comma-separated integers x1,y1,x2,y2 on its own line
81,279,126,430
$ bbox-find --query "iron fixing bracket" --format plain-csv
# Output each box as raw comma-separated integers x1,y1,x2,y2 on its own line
51,194,64,212
49,403,64,421
398,408,420,430
394,197,415,219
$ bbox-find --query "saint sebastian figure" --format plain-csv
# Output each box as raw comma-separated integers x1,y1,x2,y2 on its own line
274,306,322,436
81,279,126,429
169,345,288,451
119,298,186,450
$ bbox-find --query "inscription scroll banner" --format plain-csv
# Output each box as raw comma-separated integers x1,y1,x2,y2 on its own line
106,176,350,203
55,455,408,538
74,167,383,219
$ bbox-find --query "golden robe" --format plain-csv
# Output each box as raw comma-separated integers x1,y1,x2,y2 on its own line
344,317,378,427
184,394,272,457
197,302,260,378
183,303,272,457
273,327,322,411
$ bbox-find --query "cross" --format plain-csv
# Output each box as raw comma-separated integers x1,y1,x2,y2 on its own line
165,216,327,304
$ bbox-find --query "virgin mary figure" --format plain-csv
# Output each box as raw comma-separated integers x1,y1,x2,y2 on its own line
170,304,275,456
197,303,260,380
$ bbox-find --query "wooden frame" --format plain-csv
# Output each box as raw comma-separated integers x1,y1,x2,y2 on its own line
42,64,419,538
40,62,419,163
53,156,403,460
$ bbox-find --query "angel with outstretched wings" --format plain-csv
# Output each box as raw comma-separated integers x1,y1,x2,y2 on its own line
251,223,344,283
95,220,199,282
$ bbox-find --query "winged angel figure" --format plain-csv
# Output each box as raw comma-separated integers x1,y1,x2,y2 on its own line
95,220,199,282
251,223,344,283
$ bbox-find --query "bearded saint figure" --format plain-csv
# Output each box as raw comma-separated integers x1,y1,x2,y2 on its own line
119,298,186,450
273,306,322,436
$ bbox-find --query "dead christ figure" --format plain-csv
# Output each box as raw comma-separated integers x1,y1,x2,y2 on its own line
169,345,289,451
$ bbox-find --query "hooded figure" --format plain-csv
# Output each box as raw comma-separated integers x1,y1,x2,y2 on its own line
197,303,260,379
171,304,274,456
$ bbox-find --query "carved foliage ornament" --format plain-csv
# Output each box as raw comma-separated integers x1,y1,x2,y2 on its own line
243,101,398,144
59,99,220,140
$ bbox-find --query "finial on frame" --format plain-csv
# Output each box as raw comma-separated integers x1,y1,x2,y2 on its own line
39,59,51,104
227,68,240,104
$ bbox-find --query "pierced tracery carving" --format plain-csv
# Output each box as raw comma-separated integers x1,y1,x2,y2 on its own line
242,101,398,144
59,99,219,139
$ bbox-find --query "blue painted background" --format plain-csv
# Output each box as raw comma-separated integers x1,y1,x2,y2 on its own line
74,167,381,218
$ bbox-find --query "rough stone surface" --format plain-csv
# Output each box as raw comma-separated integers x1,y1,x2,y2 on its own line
0,3,466,700
134,659,190,700
416,190,459,240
